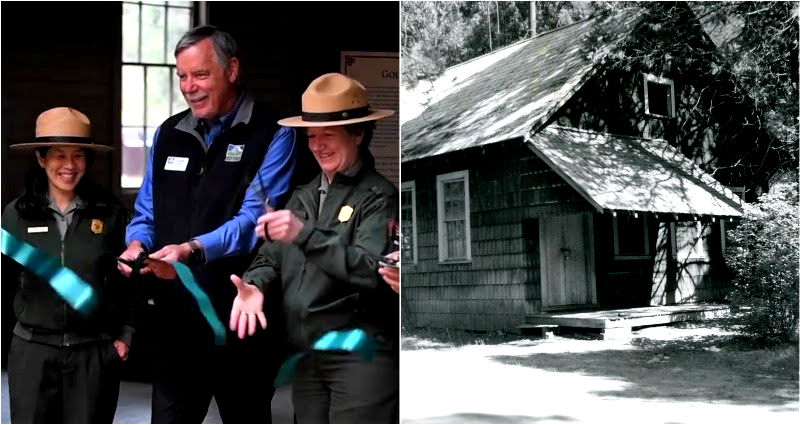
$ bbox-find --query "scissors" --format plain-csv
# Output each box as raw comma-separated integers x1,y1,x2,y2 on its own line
117,253,178,280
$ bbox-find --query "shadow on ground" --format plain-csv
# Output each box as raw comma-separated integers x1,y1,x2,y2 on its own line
403,412,576,423
402,328,534,350
489,333,798,407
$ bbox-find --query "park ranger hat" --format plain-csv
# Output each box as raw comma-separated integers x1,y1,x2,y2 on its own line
10,107,114,151
278,73,394,127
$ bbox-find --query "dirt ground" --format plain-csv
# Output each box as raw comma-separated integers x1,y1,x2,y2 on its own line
400,320,799,424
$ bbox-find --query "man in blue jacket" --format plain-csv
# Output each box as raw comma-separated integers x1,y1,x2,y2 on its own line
118,25,295,423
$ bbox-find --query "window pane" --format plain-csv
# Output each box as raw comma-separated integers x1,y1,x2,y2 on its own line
167,7,192,65
122,126,145,188
122,3,140,62
618,216,646,256
447,221,464,239
444,180,463,200
147,67,171,127
169,1,192,6
444,200,464,220
172,72,185,115
142,5,166,63
401,189,412,206
145,126,158,150
446,220,465,259
401,228,414,262
401,188,414,262
122,66,145,126
647,81,670,116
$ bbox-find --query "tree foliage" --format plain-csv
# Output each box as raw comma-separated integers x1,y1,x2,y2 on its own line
588,1,799,177
725,174,799,343
401,1,595,87
700,1,799,170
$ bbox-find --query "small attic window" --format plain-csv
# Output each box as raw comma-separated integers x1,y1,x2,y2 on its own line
643,74,675,118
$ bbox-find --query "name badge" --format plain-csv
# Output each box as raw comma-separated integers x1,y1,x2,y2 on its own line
225,144,244,162
164,156,189,172
27,226,48,233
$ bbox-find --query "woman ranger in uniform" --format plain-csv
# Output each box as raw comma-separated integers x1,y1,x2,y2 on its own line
229,73,399,423
2,107,135,423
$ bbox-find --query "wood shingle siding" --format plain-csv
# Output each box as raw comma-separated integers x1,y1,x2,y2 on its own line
402,141,590,330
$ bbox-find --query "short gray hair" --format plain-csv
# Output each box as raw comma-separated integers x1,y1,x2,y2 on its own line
174,25,238,71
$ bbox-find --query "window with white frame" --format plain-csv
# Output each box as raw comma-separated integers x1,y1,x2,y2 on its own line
643,73,675,118
401,181,418,264
121,1,194,188
436,170,471,262
678,220,710,260
613,213,650,259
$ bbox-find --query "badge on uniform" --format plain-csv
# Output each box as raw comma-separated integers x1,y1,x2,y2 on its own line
338,205,354,222
27,226,48,233
164,156,189,171
225,144,245,162
91,219,104,234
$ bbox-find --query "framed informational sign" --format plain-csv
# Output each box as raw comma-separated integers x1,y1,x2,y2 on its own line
341,51,399,187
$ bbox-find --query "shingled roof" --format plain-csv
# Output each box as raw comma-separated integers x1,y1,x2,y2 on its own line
401,10,641,161
527,126,743,217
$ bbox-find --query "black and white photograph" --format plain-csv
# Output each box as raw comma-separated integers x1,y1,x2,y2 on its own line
0,1,799,425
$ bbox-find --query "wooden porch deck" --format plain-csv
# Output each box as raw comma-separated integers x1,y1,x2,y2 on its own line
522,303,730,339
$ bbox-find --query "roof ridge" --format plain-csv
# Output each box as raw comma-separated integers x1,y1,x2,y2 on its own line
441,15,598,74
547,125,669,143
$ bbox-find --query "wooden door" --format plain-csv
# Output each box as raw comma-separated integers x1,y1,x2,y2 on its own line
540,212,597,310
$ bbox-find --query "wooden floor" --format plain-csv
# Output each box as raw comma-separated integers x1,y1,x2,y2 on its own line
523,303,730,339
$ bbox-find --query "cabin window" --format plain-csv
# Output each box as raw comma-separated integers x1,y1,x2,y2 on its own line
676,221,710,260
401,181,418,264
613,214,650,259
436,170,471,262
121,1,194,188
643,74,675,118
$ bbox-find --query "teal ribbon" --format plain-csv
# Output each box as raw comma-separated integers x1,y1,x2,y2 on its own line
172,261,227,346
274,328,376,387
1,228,97,315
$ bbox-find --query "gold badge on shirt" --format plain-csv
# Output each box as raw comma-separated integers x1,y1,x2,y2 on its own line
91,219,104,234
338,205,354,222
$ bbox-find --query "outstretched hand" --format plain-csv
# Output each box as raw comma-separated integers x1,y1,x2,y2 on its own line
229,274,267,339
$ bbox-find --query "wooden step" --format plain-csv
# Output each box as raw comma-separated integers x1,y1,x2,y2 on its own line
517,324,558,338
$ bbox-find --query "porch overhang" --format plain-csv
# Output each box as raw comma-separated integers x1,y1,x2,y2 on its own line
525,126,744,218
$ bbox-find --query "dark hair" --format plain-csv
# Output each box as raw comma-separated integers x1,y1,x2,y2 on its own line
15,147,108,220
174,25,238,75
343,121,376,152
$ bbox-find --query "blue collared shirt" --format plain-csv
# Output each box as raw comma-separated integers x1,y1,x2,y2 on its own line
125,94,296,261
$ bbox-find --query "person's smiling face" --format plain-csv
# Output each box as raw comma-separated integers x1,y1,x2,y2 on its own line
306,126,362,182
176,37,239,121
37,146,87,197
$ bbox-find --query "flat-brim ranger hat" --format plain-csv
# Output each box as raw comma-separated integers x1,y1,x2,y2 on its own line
278,73,394,127
10,107,114,151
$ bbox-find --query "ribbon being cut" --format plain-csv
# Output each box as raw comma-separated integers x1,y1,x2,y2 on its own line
118,253,228,346
2,230,227,345
1,228,98,315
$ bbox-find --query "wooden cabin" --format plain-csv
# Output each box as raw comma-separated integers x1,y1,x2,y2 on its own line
400,5,771,331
